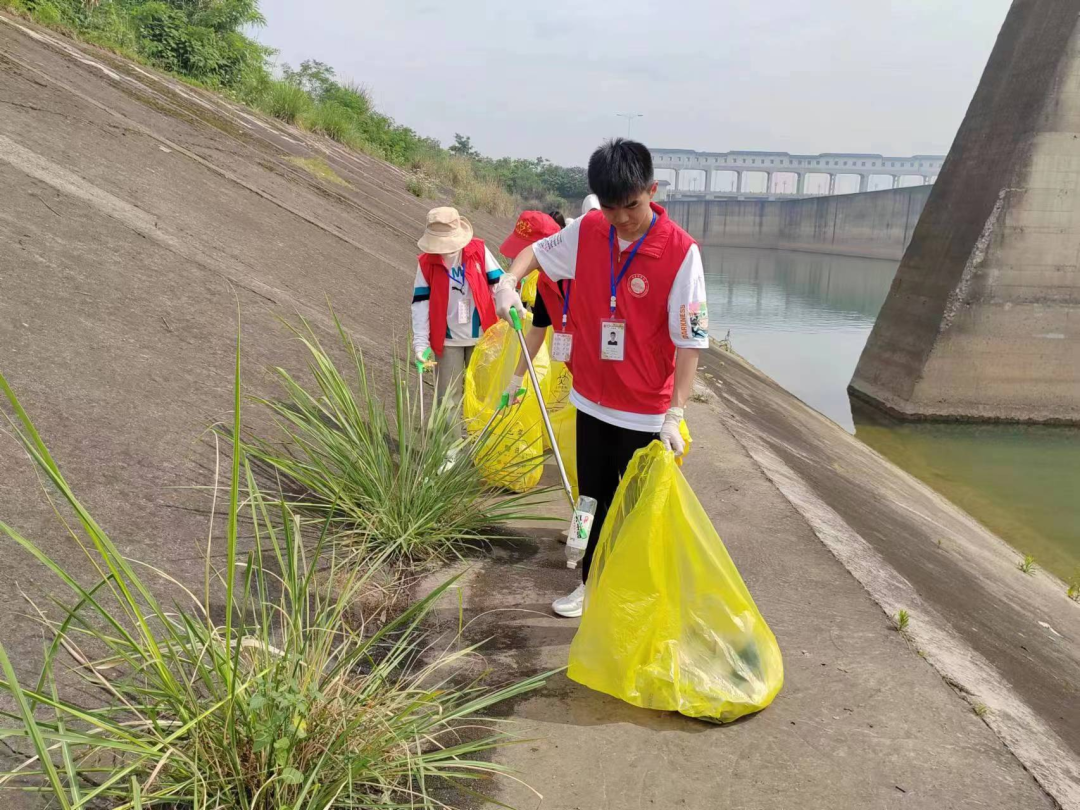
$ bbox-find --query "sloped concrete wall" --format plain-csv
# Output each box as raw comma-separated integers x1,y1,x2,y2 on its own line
666,186,930,261
850,0,1080,423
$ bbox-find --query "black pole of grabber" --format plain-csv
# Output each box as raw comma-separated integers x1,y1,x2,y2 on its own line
510,310,575,511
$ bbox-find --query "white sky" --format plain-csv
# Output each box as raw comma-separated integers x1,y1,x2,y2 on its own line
254,0,1012,179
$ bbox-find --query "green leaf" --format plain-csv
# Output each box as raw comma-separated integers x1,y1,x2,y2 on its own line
281,767,304,785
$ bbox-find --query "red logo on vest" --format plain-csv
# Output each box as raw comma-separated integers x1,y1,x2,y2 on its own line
628,273,649,298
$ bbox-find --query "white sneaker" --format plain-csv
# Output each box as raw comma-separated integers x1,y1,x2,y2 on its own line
552,583,586,618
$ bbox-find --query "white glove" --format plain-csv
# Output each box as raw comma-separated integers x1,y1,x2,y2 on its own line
659,407,685,457
494,275,525,324
415,347,435,372
504,374,525,405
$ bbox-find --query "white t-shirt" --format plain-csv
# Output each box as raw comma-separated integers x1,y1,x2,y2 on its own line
532,215,710,431
411,247,504,353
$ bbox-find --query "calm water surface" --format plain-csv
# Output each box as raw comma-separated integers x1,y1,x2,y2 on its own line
702,246,1080,580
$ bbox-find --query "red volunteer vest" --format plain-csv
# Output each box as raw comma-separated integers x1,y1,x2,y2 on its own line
565,203,693,415
537,273,573,374
418,238,498,357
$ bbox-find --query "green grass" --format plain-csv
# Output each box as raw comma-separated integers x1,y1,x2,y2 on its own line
257,79,313,124
286,156,350,187
0,322,549,809
973,703,989,718
235,311,549,563
896,609,910,633
302,101,356,143
1067,567,1080,602
1018,554,1037,575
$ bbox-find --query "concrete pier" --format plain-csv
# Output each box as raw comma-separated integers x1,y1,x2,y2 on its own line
851,0,1080,424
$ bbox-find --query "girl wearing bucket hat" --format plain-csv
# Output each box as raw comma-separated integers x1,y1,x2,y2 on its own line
411,207,505,417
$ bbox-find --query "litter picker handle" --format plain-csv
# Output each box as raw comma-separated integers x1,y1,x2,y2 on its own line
510,309,575,510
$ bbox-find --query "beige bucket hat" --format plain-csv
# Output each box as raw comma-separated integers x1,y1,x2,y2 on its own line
417,207,474,254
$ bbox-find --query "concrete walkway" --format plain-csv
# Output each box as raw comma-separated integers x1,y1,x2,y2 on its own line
447,357,1080,809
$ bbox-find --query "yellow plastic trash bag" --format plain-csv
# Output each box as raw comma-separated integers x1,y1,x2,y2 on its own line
568,441,783,722
548,403,578,502
463,318,548,492
521,270,540,307
676,419,692,466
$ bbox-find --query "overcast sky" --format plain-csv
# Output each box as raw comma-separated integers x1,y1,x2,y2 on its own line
254,0,1012,169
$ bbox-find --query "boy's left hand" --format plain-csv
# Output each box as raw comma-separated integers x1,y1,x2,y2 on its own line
660,407,685,457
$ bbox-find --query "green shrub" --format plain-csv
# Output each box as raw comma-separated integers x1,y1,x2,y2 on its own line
0,328,549,809
29,0,62,25
257,78,313,123
323,79,372,117
236,313,549,562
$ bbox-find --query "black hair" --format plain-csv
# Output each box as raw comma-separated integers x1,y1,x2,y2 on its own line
548,210,567,228
587,138,654,206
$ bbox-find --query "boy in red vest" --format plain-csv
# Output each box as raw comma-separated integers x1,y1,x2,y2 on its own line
494,139,709,618
411,207,504,421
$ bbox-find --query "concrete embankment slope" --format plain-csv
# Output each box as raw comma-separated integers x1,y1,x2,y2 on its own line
0,15,510,805
666,186,931,261
0,13,1077,809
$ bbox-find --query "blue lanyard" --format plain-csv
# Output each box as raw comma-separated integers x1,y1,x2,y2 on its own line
560,280,571,329
608,213,656,316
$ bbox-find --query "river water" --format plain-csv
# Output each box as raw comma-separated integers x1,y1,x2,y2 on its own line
701,246,1080,581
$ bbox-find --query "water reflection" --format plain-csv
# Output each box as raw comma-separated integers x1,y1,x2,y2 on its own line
852,401,1080,580
701,246,1080,580
701,246,897,431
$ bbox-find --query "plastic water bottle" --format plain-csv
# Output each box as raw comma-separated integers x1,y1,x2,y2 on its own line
566,496,597,569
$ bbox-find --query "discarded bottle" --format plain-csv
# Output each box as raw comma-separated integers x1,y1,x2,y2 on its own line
566,496,597,569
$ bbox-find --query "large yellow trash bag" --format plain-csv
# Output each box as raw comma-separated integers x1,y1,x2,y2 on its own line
520,270,539,307
548,404,578,501
462,318,548,492
568,442,783,722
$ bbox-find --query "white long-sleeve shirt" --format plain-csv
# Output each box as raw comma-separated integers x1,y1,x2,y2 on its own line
411,246,504,354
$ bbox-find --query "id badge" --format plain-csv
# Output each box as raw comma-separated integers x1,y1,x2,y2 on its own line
552,331,573,363
600,320,626,361
457,299,470,325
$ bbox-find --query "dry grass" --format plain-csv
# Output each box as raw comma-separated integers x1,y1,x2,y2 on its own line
286,156,351,187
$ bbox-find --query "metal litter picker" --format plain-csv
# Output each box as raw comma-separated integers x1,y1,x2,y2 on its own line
510,309,577,513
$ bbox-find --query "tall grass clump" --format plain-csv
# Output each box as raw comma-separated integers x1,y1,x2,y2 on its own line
0,328,548,809
257,79,313,124
302,102,356,143
236,313,548,563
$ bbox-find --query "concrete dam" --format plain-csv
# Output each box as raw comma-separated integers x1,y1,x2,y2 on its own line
666,186,931,262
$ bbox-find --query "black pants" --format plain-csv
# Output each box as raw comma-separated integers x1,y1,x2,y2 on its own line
576,410,658,583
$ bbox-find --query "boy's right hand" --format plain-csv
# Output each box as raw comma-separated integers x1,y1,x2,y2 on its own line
494,275,525,324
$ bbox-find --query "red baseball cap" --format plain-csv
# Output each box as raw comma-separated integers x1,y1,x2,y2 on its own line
500,211,561,259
